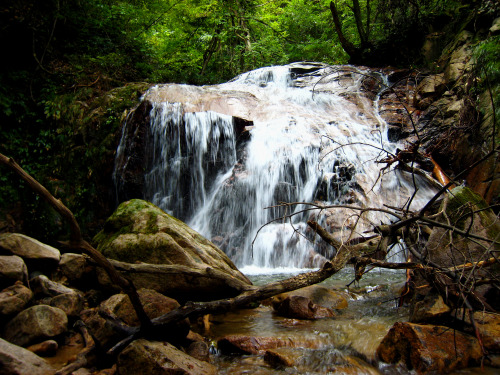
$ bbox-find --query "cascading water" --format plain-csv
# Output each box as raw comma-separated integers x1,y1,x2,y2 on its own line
114,62,438,272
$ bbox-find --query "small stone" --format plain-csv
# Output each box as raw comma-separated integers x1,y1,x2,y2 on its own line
26,339,58,357
187,341,210,362
275,295,335,320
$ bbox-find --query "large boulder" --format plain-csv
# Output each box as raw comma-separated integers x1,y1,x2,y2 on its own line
0,233,60,271
376,322,482,373
424,186,500,309
0,338,54,375
93,199,251,301
3,305,68,347
117,339,217,375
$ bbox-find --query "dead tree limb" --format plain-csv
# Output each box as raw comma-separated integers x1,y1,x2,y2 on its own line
55,321,96,375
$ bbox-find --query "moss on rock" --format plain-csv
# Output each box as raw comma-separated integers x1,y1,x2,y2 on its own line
93,199,250,285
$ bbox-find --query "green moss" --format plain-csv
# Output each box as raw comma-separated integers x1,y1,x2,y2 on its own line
446,186,499,240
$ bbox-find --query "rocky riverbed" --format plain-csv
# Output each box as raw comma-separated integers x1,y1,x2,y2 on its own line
1,199,499,374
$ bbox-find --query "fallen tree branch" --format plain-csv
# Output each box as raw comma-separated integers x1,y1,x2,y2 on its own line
55,321,95,375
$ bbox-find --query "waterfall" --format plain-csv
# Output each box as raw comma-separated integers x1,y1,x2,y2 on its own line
115,63,438,272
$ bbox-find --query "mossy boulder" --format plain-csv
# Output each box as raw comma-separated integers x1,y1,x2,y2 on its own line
93,199,251,300
426,186,499,267
425,186,500,309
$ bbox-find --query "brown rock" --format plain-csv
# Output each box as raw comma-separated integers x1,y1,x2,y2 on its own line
0,337,54,375
26,339,58,357
117,339,217,375
4,305,68,347
58,253,89,282
275,295,336,320
454,309,500,353
80,308,119,349
376,322,482,373
217,334,320,355
99,288,182,326
49,292,84,317
264,347,303,367
0,255,28,288
271,284,348,310
0,282,33,317
0,233,60,269
30,274,76,297
187,341,210,362
410,293,451,323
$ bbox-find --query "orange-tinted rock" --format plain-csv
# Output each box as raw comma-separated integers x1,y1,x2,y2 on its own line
275,295,335,320
376,322,482,373
217,334,320,355
270,285,348,310
26,340,58,357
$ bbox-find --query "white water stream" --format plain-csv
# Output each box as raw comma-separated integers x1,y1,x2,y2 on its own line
116,63,438,271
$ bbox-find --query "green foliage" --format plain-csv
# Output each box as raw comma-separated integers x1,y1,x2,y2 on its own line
0,0,492,242
474,35,500,131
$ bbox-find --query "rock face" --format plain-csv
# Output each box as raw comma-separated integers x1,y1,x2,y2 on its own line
93,199,251,301
3,305,68,347
0,338,54,375
376,322,482,373
117,339,217,375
